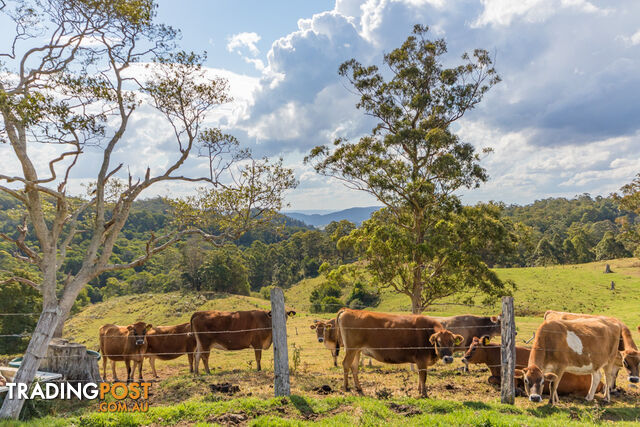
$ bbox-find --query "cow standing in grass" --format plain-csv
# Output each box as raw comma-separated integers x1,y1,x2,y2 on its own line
145,323,196,378
463,335,604,397
310,319,341,367
516,318,620,405
190,309,295,374
336,308,463,397
99,322,152,382
545,310,639,389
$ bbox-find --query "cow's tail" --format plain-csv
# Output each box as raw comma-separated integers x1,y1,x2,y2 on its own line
336,308,347,351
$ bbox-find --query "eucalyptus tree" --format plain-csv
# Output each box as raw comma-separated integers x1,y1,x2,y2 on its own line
306,25,512,313
0,0,295,418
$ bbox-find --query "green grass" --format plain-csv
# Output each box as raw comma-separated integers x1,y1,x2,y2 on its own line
4,395,640,426
35,257,640,426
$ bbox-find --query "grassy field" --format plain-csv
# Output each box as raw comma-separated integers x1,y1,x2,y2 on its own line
9,258,640,425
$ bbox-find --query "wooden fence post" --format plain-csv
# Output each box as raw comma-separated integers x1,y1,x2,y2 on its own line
501,296,516,404
270,287,290,396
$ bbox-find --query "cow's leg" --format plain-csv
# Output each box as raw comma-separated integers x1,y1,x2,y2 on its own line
254,349,262,371
549,371,563,405
610,364,620,393
188,351,194,373
125,359,132,383
201,348,211,374
586,370,602,402
332,348,338,367
102,356,108,381
110,359,118,382
342,350,357,391
149,356,159,379
603,364,615,402
417,360,428,397
351,351,362,394
137,357,143,381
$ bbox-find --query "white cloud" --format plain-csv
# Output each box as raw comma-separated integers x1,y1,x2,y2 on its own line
226,32,262,56
473,0,605,28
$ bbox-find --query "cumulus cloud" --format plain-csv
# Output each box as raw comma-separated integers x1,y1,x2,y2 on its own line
226,32,262,56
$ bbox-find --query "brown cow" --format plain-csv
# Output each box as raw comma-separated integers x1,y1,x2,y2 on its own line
434,315,501,349
190,309,296,374
545,310,639,386
145,323,196,378
516,318,620,405
99,322,152,382
462,336,604,396
310,319,341,367
337,308,463,397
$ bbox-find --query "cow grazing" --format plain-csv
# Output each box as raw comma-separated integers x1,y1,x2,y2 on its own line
99,322,152,382
463,336,604,397
145,323,196,378
190,309,296,374
545,310,639,386
516,318,620,405
336,308,463,397
310,319,341,367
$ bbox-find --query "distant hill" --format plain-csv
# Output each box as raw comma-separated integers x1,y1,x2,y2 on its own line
284,206,381,227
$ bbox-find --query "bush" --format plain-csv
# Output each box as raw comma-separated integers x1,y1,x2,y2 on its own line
310,282,342,313
260,285,277,300
321,296,343,313
345,281,380,309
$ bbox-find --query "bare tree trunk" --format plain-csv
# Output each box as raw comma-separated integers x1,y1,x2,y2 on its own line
411,287,422,314
0,305,61,419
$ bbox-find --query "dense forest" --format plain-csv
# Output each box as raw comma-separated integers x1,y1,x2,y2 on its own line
0,193,638,352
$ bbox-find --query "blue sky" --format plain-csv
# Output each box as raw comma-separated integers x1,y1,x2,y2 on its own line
2,0,640,211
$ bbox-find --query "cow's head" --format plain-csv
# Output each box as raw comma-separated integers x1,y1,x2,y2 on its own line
127,322,152,346
429,329,464,364
515,366,557,403
310,320,329,343
462,335,491,364
267,310,296,320
622,349,640,383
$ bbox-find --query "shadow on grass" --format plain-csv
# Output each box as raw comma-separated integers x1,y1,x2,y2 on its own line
462,401,492,411
526,403,640,422
290,395,316,418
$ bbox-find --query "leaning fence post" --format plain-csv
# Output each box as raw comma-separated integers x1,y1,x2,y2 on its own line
270,287,291,396
501,296,516,404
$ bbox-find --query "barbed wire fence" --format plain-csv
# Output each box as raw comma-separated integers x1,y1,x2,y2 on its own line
0,291,633,405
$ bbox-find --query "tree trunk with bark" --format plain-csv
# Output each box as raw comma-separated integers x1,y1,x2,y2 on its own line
0,307,60,419
40,339,101,382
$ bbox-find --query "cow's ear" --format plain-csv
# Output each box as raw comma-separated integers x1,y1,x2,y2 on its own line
287,310,296,317
429,333,438,344
325,323,332,330
491,316,498,323
481,336,491,346
267,311,272,318
514,369,524,379
454,334,464,346
310,324,316,330
127,325,134,331
544,372,558,383
146,324,153,331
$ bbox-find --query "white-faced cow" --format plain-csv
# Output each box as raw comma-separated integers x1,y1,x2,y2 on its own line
310,319,341,367
99,322,152,382
336,308,463,397
516,318,620,405
145,323,196,378
545,310,639,387
190,309,295,374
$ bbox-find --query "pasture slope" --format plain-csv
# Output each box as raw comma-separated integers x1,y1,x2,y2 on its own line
5,259,640,426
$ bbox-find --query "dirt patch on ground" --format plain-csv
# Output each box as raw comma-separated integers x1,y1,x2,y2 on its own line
388,402,423,417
